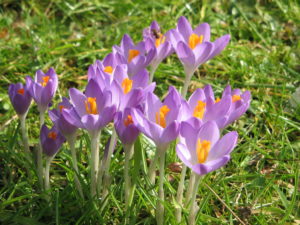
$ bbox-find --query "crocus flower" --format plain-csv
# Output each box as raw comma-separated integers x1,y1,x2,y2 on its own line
40,124,66,157
180,85,232,129
167,16,230,77
26,68,58,112
8,82,32,116
62,79,116,131
221,85,251,127
48,97,78,138
176,120,238,175
115,107,140,146
132,86,181,149
113,34,155,76
143,21,173,78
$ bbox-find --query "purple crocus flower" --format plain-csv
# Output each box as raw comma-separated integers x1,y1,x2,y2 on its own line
40,124,66,157
132,86,181,149
48,97,78,137
221,85,251,127
8,82,32,116
176,120,238,175
180,85,232,129
143,21,173,74
62,79,116,131
114,107,140,146
26,68,58,112
167,16,230,77
113,34,155,76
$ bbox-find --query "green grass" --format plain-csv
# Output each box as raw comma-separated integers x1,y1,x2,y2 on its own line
0,0,299,224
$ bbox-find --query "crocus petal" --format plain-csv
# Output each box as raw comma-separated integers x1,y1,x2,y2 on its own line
194,23,211,42
69,88,87,117
62,108,85,129
177,16,193,42
191,155,230,175
160,121,179,144
197,121,220,146
194,42,213,65
209,34,230,59
176,41,195,67
81,114,100,130
97,105,116,129
176,142,194,168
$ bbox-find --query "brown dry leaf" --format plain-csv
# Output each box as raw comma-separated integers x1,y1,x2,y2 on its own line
168,162,182,173
0,28,8,39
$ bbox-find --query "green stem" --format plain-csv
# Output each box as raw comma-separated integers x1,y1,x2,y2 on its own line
124,144,134,210
185,172,196,208
188,174,201,225
175,165,187,222
67,135,84,198
38,111,45,189
101,129,117,198
20,114,30,156
156,148,166,225
149,64,158,83
148,150,159,185
89,130,101,197
44,156,53,192
181,75,192,98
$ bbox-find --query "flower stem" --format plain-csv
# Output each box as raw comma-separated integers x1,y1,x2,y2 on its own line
19,114,30,156
89,130,101,197
188,173,201,225
148,150,159,185
185,172,196,207
156,148,166,225
38,111,45,189
181,75,192,98
124,144,134,210
149,64,158,83
101,129,117,198
175,164,187,222
67,134,84,199
44,156,53,192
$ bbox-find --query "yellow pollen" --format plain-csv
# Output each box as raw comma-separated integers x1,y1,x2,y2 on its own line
188,33,203,49
196,139,211,164
17,88,25,95
104,66,113,74
59,105,65,113
41,76,50,87
48,131,57,140
155,34,166,48
155,105,170,128
124,115,133,127
215,97,221,103
128,49,140,63
232,95,241,103
193,100,206,119
121,78,133,94
85,97,98,114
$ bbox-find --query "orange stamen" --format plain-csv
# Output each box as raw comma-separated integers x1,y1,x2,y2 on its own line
59,105,65,113
188,33,203,49
215,97,221,103
85,97,98,114
232,95,241,103
155,34,166,48
124,115,133,127
48,131,57,140
196,139,211,163
17,88,25,95
41,76,50,87
193,100,206,119
128,49,140,63
104,66,113,74
155,105,170,128
121,78,133,94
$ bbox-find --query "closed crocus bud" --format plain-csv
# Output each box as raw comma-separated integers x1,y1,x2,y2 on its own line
8,82,32,116
48,97,77,138
115,107,140,146
26,68,58,113
40,124,66,157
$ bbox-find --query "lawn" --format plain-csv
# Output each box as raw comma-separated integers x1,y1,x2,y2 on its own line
0,0,299,224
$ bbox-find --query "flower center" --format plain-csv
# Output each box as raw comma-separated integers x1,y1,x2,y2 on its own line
155,105,170,128
215,97,221,103
188,33,203,49
104,66,113,74
232,95,241,102
121,78,133,94
41,76,50,87
48,131,57,140
85,97,98,114
59,105,65,113
196,139,211,164
17,88,25,95
193,100,206,119
128,49,140,63
124,114,133,127
155,34,166,48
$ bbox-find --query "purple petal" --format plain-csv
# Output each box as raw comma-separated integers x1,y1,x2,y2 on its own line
176,41,195,67
177,16,193,42
176,142,194,168
194,23,211,42
209,34,230,59
191,155,230,175
69,88,87,117
197,121,220,146
160,121,180,144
